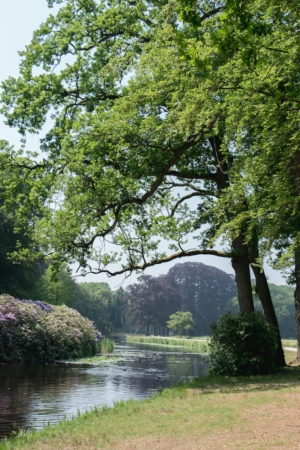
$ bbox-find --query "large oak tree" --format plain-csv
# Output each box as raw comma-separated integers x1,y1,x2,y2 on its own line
1,0,298,362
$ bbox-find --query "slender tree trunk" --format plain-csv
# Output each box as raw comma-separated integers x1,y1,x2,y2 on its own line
248,233,285,366
294,248,300,363
250,263,286,366
209,136,254,313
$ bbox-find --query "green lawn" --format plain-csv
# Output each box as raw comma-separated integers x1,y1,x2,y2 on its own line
284,349,297,364
1,367,300,450
282,339,297,348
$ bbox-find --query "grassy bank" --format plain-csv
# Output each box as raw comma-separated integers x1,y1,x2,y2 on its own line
126,335,208,353
1,367,300,450
127,335,298,356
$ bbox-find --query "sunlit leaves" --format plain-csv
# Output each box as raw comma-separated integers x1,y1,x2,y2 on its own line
1,0,299,278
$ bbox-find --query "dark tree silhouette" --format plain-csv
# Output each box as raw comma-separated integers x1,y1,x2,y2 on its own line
124,275,182,335
124,263,237,336
167,263,237,335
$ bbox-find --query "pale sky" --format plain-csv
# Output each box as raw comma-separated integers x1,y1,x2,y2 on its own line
0,0,287,289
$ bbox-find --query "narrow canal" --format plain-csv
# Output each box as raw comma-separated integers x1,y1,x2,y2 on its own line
0,341,208,439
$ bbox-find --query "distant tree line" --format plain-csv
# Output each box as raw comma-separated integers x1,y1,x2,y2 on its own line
0,212,296,337
124,263,236,336
123,263,296,338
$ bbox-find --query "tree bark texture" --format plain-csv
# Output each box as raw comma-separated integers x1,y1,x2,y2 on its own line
231,234,254,313
209,136,254,313
248,235,285,366
289,149,300,362
294,248,300,362
251,264,286,366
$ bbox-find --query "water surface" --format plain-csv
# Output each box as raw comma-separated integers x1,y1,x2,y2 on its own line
0,342,207,439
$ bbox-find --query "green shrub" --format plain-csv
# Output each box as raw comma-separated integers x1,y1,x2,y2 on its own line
0,295,100,363
208,312,278,376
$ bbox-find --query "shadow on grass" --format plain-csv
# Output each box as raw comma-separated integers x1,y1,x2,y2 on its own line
1,366,300,450
186,366,300,394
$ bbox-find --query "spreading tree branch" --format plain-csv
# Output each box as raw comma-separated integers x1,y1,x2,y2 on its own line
85,247,232,277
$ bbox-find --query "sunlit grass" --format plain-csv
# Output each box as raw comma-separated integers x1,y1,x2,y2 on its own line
282,339,297,348
126,335,298,358
284,349,297,364
1,336,298,449
1,367,300,450
126,335,208,353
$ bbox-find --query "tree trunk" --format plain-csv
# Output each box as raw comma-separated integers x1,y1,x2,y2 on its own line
294,248,300,363
251,264,286,366
248,234,285,366
231,234,254,313
289,150,300,362
209,136,254,314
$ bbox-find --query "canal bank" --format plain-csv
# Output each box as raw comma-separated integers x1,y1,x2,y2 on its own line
1,367,300,450
0,341,207,439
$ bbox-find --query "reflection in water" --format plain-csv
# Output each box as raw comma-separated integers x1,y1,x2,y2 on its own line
0,342,207,439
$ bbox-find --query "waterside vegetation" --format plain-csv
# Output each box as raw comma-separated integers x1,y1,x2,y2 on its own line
127,335,208,353
0,295,101,363
1,367,300,450
66,354,118,365
98,337,115,354
127,335,298,365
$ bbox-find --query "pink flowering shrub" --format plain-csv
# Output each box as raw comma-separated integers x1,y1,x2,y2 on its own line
0,295,99,363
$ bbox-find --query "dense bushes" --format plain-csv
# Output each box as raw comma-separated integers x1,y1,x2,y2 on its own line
0,295,100,363
208,312,278,376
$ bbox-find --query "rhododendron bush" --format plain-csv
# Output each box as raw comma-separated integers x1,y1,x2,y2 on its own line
0,295,100,363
